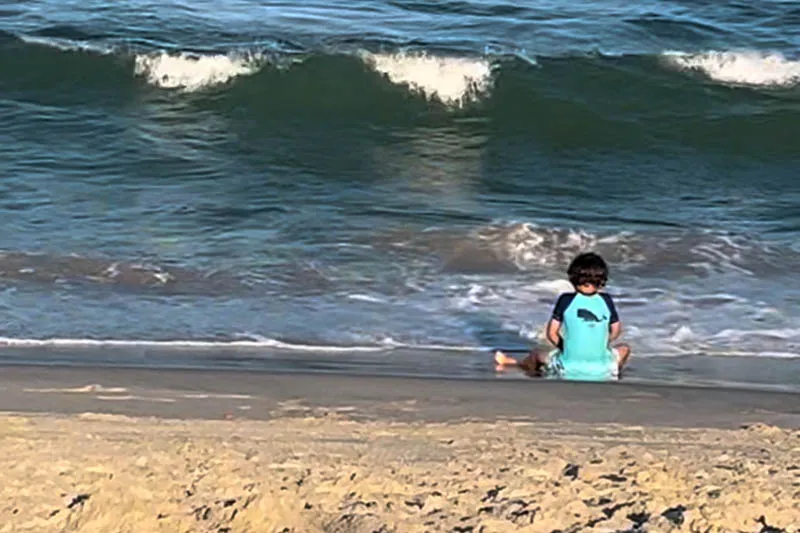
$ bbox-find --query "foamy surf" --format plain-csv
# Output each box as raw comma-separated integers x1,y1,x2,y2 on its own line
384,222,641,273
664,50,800,87
0,336,386,352
362,52,492,106
133,51,263,91
0,336,477,353
18,34,113,55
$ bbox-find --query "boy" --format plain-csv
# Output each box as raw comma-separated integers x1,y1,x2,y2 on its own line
494,252,631,381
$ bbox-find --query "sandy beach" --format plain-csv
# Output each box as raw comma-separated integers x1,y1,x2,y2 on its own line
0,366,798,532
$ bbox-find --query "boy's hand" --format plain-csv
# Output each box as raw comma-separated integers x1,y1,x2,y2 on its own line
609,321,622,342
546,319,562,348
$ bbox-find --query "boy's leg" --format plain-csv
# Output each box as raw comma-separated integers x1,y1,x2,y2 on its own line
494,349,550,377
615,344,631,374
493,350,519,367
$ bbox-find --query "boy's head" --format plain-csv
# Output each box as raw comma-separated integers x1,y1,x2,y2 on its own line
567,252,608,292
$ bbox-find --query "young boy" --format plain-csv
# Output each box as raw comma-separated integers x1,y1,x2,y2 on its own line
494,252,631,381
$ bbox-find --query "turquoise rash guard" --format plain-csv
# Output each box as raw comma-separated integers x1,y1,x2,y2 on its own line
549,291,620,381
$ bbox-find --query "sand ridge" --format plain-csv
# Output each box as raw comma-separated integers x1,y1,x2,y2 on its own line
0,412,797,533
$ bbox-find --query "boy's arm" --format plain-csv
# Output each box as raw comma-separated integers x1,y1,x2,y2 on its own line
546,318,562,347
609,321,622,342
601,293,622,342
546,293,572,348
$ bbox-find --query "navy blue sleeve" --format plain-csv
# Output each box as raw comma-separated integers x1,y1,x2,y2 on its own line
551,293,575,322
600,293,619,324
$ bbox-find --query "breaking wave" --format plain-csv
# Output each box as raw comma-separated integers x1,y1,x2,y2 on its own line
664,50,800,87
362,51,492,105
374,222,800,277
132,51,265,91
3,33,797,153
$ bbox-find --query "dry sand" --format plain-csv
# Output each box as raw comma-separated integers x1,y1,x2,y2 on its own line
1,409,797,533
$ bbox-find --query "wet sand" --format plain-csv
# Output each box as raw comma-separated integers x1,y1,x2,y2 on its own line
0,366,798,532
0,365,798,428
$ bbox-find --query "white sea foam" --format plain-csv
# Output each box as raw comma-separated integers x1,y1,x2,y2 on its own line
363,52,492,105
530,279,574,294
0,336,476,353
711,328,800,342
670,325,696,343
473,223,608,271
664,50,800,87
346,293,388,303
0,336,384,352
377,337,478,351
18,34,113,54
24,384,127,393
133,52,263,91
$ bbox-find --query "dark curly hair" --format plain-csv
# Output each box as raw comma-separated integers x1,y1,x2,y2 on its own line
567,252,609,288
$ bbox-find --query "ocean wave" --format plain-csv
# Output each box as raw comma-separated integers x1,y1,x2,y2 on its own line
17,33,114,54
1,33,798,152
362,51,492,105
376,221,617,273
130,49,493,104
663,50,800,87
374,222,800,276
133,51,265,91
0,251,245,295
7,31,800,96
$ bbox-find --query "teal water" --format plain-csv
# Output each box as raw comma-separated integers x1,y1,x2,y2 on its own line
0,0,798,389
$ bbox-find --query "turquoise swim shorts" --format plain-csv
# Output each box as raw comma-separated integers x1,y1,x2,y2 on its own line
546,348,620,382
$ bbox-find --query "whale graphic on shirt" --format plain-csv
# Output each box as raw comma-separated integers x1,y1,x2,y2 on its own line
577,308,605,323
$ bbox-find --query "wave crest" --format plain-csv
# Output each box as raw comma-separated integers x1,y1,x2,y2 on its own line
133,51,264,91
363,51,492,105
377,223,640,273
130,48,494,105
664,50,800,87
377,222,800,277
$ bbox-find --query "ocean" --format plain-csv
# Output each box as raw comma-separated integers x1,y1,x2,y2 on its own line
0,0,798,390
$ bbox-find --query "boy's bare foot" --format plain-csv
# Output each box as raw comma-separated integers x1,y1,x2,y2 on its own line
615,344,631,375
494,350,518,368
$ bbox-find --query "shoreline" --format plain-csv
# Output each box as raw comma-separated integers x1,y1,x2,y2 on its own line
0,364,797,428
0,344,797,394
